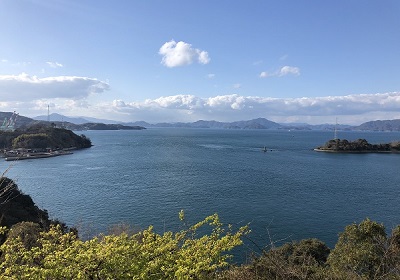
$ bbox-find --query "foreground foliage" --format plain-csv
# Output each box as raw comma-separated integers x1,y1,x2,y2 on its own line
0,212,248,279
222,219,400,280
1,218,399,279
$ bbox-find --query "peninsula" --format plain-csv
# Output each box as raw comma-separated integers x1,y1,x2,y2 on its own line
314,138,400,153
1,123,92,160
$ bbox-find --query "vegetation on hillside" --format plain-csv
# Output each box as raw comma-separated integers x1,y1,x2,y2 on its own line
316,138,400,152
0,177,51,230
0,187,249,279
223,219,400,279
0,123,92,150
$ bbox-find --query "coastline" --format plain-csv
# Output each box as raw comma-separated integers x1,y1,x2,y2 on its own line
4,150,73,161
313,148,399,153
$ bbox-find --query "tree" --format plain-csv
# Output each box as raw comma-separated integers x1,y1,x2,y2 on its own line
327,218,391,279
237,238,329,280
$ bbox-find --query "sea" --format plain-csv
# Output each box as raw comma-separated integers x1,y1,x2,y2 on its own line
3,128,400,261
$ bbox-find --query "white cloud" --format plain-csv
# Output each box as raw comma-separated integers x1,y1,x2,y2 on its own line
198,50,210,64
206,74,215,79
260,65,300,78
46,61,64,68
83,92,400,124
113,99,126,107
279,66,300,76
233,83,242,89
0,73,110,101
159,40,210,68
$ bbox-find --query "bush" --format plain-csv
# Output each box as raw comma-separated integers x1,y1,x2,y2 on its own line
221,238,329,280
5,222,42,250
328,218,400,279
222,219,400,280
0,213,249,279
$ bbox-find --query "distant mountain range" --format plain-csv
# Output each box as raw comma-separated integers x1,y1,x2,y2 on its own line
27,113,400,131
2,111,400,132
123,118,353,131
34,113,118,124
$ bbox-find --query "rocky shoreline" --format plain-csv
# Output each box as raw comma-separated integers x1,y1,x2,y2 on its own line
315,138,400,153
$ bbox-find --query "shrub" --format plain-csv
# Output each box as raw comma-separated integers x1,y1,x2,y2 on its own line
0,213,249,279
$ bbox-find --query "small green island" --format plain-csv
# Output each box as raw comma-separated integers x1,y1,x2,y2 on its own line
315,138,400,153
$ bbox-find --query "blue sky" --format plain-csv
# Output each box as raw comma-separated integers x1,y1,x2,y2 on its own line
0,0,399,124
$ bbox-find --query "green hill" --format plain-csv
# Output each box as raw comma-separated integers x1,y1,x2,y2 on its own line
0,123,92,150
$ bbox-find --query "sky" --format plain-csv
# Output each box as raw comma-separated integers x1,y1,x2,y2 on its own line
0,0,399,125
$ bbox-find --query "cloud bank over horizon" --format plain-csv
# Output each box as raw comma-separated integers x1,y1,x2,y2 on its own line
106,92,400,124
0,73,109,101
1,73,400,125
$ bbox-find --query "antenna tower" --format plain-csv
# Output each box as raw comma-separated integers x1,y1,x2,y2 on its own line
334,118,338,140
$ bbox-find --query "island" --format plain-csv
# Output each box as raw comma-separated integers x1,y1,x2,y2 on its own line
314,138,400,153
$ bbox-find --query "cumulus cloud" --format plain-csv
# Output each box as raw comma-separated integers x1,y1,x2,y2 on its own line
92,91,400,124
260,65,300,78
46,61,63,68
159,40,210,67
0,73,109,101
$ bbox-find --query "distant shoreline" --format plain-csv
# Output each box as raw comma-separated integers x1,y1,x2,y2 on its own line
313,148,399,153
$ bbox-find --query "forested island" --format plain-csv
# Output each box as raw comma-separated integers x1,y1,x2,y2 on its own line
315,138,400,153
1,175,400,279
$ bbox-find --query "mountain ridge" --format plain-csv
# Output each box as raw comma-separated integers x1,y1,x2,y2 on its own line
3,111,400,131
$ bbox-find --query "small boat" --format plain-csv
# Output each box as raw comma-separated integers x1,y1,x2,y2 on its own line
262,146,268,152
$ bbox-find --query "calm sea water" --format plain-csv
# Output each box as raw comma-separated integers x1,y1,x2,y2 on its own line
3,128,400,259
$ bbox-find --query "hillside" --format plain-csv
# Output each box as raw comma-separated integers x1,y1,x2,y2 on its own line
61,122,146,131
0,124,92,150
1,112,146,131
0,177,52,229
354,119,400,131
0,112,38,128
